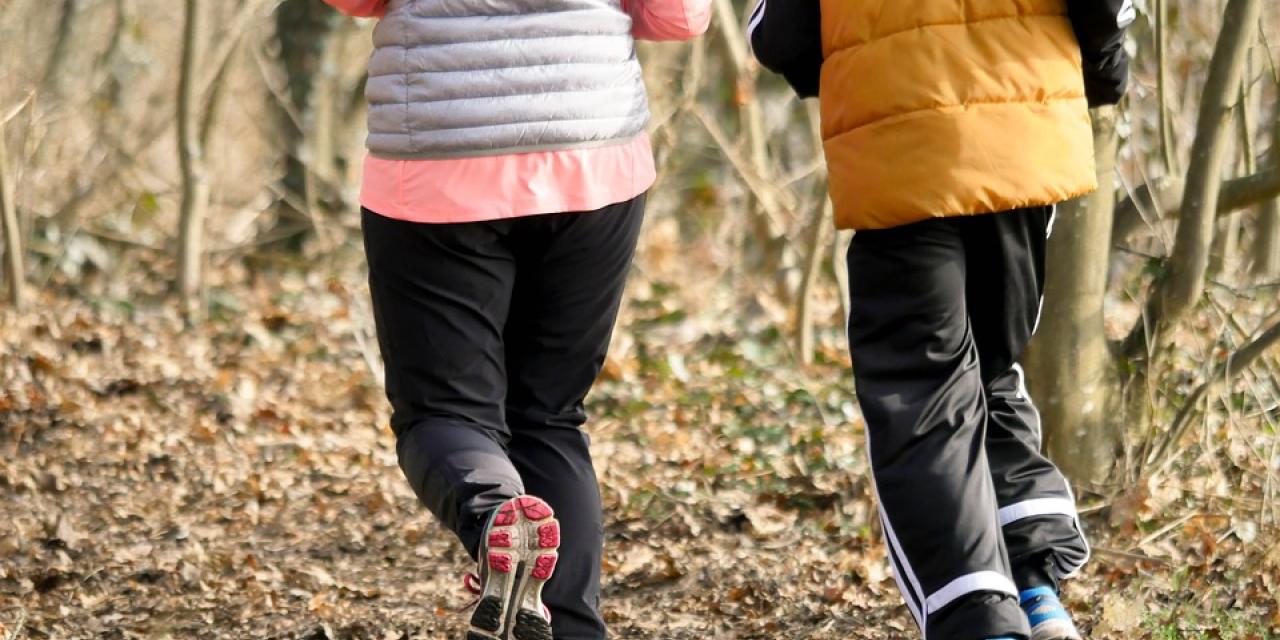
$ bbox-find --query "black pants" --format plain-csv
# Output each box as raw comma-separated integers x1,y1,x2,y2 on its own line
362,196,646,640
847,206,1089,640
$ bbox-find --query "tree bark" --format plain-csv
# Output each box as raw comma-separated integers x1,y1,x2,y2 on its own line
176,0,210,320
1024,107,1121,485
1123,0,1263,358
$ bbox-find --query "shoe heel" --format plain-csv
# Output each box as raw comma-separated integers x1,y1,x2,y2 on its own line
469,596,505,635
512,609,553,640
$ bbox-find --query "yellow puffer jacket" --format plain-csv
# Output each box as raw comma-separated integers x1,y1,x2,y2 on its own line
818,0,1098,230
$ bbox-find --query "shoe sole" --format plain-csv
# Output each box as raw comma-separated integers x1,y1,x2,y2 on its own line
466,496,560,640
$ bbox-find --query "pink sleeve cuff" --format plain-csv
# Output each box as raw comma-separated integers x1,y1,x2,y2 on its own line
623,0,712,41
320,0,386,17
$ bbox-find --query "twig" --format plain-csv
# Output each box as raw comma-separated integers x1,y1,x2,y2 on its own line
1076,501,1111,516
1,92,36,126
4,609,27,640
197,0,278,98
1266,439,1278,526
249,27,305,137
781,157,828,188
1112,168,1280,244
81,227,165,252
1091,546,1174,566
1150,317,1280,474
1133,513,1198,549
691,107,796,228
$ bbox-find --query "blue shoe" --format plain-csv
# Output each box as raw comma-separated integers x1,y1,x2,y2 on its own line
1020,587,1082,640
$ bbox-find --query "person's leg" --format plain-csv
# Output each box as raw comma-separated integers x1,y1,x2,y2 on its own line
847,218,1027,640
501,195,647,640
962,206,1090,594
361,208,524,559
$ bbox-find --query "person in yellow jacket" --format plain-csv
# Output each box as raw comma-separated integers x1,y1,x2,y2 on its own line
750,2,1133,639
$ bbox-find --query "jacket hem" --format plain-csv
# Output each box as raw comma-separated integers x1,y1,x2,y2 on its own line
834,186,1095,231
368,132,649,161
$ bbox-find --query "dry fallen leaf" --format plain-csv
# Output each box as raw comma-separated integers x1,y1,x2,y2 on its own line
1095,592,1143,634
744,503,796,539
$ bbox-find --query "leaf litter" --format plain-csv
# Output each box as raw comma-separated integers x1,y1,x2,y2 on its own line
0,262,1277,639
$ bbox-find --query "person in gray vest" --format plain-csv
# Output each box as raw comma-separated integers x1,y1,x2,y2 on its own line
319,1,710,638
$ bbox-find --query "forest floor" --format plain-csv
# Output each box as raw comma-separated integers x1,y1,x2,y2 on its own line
1,265,1278,640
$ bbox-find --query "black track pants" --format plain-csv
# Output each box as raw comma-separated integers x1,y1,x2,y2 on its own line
846,206,1090,640
362,196,646,640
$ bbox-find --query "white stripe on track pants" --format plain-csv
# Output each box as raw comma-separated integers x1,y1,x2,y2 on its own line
846,205,1089,640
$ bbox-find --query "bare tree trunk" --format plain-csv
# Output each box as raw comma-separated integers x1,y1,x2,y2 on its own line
0,121,26,310
1124,0,1263,358
176,0,210,320
1024,107,1121,484
1252,92,1280,278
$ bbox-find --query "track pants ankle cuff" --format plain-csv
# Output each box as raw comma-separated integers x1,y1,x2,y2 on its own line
926,592,1029,640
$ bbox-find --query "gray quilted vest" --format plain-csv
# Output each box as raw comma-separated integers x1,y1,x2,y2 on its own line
365,0,651,159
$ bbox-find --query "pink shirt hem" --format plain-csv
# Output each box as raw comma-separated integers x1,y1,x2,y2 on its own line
359,134,658,224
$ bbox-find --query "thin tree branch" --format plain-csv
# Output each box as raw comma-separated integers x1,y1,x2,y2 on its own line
691,107,798,228
176,0,211,321
1113,166,1280,242
795,101,831,365
1,119,27,310
1155,0,1178,175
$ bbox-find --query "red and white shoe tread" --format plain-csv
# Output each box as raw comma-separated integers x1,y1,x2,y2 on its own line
468,496,560,640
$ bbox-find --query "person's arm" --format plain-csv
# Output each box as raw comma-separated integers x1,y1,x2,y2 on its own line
320,0,387,18
621,0,712,41
747,0,823,98
1066,0,1135,106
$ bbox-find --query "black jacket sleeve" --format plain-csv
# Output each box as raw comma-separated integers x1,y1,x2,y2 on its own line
747,0,824,98
1066,0,1135,106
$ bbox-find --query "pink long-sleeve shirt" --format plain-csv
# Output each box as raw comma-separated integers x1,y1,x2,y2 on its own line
323,0,711,223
